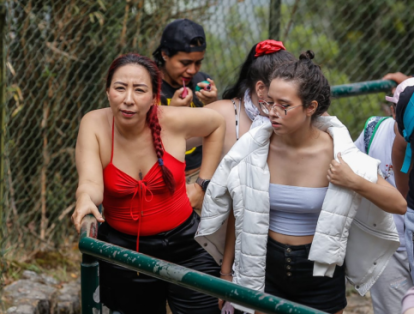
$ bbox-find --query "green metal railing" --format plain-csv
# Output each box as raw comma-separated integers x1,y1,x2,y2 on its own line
331,79,396,98
79,215,327,314
78,79,397,314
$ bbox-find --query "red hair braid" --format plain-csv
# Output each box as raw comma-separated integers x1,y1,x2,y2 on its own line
146,105,176,194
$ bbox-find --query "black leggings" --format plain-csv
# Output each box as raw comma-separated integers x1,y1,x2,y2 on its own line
97,211,220,314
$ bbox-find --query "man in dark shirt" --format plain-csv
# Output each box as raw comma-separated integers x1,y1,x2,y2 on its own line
153,19,218,209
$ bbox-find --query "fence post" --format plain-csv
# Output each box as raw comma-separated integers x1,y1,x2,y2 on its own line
80,215,101,314
0,1,7,242
81,254,101,314
269,0,281,40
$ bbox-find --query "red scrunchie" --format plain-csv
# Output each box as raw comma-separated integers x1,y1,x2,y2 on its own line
254,40,286,58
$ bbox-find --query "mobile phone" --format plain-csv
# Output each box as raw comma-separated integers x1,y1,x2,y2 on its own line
195,80,211,92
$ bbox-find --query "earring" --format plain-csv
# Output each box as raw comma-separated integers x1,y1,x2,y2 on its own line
163,57,166,61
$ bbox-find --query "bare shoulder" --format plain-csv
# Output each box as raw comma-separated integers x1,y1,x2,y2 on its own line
316,129,334,155
80,108,110,131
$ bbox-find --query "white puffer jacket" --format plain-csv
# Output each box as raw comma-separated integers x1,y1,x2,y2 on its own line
195,116,400,313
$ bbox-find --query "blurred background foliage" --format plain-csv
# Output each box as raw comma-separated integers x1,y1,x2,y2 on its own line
1,0,413,272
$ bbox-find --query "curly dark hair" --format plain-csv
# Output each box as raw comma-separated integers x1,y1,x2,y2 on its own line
270,50,330,118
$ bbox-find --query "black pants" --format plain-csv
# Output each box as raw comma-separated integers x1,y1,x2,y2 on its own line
97,211,220,314
265,237,347,314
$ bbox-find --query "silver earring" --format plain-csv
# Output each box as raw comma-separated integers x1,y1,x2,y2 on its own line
163,57,166,61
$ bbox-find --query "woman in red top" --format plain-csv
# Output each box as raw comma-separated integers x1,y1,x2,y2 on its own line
72,53,225,314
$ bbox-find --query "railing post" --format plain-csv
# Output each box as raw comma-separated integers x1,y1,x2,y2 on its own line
80,215,101,314
81,254,101,314
269,0,281,40
0,0,6,244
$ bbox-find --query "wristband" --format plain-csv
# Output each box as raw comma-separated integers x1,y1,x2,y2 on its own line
220,270,233,276
196,177,210,192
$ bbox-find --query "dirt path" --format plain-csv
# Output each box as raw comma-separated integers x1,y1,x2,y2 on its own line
344,292,373,314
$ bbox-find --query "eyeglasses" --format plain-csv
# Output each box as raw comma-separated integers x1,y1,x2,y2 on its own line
258,99,302,116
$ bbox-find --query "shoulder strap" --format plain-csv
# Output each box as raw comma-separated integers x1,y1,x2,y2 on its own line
231,98,241,140
363,116,391,154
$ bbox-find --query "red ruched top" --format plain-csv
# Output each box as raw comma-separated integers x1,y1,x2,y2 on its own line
102,120,193,251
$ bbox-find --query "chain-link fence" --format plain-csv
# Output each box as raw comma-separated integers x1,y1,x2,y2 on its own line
1,0,413,271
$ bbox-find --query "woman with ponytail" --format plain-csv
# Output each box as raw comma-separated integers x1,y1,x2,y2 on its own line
206,40,296,157
197,51,406,313
72,53,225,313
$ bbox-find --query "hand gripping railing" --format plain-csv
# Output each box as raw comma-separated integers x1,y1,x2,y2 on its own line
79,214,327,314
80,215,101,314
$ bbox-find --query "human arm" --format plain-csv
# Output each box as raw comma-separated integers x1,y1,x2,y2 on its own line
195,78,218,105
71,113,105,233
392,129,410,198
218,211,236,309
383,72,412,85
402,287,414,314
164,106,225,208
327,153,407,214
191,108,225,176
189,108,225,208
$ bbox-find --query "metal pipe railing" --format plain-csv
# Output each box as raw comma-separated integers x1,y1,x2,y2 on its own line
79,215,327,314
331,79,396,98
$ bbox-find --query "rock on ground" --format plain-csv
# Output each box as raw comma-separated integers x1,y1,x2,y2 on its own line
2,271,80,314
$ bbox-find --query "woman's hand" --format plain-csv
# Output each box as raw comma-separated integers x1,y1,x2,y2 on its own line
71,193,104,233
328,152,407,213
327,153,360,189
383,72,411,85
170,87,194,107
218,273,233,310
196,78,218,105
186,183,205,209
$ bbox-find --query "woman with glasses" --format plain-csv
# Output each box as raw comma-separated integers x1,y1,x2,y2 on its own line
196,51,406,314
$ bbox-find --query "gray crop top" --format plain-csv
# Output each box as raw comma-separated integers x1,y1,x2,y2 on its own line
269,183,328,236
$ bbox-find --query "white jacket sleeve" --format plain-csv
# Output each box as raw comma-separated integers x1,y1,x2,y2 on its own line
195,154,236,265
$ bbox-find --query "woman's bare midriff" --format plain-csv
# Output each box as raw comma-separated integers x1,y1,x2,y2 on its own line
268,230,314,246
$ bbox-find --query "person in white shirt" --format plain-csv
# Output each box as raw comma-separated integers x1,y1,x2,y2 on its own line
354,96,412,314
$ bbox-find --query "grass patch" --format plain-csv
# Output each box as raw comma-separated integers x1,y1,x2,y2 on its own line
1,244,81,286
